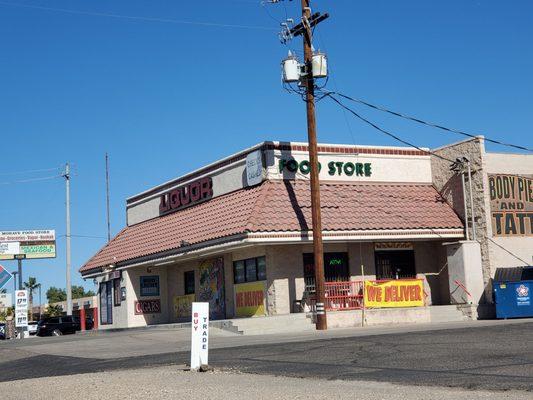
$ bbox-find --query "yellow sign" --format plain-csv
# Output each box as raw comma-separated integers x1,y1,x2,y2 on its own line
235,282,266,317
365,280,424,308
173,294,195,319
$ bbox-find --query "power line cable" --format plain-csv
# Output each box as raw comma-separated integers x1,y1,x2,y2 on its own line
0,167,61,176
0,175,62,185
326,91,533,153
322,92,456,163
0,1,276,31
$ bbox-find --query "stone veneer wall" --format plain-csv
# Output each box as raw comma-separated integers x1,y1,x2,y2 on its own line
431,137,493,302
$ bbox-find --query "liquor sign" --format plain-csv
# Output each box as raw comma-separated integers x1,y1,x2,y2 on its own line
365,279,424,308
15,290,28,327
235,282,266,317
134,299,161,315
489,174,533,236
0,230,56,260
159,177,213,216
190,302,209,371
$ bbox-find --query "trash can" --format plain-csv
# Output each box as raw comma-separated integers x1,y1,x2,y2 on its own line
494,278,533,319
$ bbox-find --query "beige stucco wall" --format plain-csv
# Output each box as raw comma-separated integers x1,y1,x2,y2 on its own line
432,139,533,305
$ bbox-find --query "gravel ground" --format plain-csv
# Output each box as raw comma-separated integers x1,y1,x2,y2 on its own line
1,366,531,400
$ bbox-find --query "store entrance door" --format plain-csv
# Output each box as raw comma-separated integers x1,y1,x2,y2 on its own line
375,250,416,280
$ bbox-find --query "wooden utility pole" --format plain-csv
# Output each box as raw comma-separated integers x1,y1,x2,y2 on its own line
301,0,327,330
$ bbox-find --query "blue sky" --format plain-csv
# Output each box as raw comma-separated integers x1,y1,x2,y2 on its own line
0,0,532,302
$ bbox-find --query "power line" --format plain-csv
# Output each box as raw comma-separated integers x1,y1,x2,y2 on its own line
323,92,456,163
0,1,276,31
0,175,62,186
0,167,61,176
326,91,533,153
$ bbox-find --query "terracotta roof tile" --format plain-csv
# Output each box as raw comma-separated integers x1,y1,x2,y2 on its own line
80,180,463,274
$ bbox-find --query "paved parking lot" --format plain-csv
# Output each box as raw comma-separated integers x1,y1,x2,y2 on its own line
1,319,533,393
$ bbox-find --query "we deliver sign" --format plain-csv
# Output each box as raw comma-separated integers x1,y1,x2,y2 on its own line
365,279,424,308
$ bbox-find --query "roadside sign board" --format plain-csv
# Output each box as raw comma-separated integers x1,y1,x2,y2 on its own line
0,242,20,256
15,290,28,328
0,264,13,291
0,230,56,260
190,302,209,371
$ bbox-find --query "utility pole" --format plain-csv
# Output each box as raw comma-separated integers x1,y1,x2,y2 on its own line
17,259,22,290
277,0,329,329
105,153,111,242
63,163,72,316
300,0,327,330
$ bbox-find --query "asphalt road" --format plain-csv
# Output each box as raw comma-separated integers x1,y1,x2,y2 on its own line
2,321,533,392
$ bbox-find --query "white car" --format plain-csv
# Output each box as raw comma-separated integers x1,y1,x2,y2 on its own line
27,321,38,336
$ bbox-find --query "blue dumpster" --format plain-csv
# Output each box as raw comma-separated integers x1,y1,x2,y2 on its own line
494,280,533,319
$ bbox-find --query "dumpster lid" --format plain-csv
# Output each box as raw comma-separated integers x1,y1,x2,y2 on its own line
494,266,533,282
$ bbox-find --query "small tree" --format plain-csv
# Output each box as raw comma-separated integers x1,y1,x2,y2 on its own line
46,287,66,303
44,304,63,317
24,277,40,321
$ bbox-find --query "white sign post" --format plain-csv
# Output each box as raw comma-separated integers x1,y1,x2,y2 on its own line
190,302,209,371
15,290,29,332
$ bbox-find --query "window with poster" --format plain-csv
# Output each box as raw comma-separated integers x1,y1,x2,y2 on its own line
303,252,350,292
99,281,113,325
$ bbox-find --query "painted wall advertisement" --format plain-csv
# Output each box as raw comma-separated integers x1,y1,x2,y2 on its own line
489,174,533,236
235,281,266,318
0,230,56,260
174,294,195,320
365,279,424,308
198,258,225,320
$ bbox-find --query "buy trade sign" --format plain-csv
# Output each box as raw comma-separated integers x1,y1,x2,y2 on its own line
0,264,13,291
190,302,209,371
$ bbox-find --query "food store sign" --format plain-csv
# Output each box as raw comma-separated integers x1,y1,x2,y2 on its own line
365,280,424,308
279,158,372,177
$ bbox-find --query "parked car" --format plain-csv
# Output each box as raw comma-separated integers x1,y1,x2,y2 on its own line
37,316,79,336
27,321,38,336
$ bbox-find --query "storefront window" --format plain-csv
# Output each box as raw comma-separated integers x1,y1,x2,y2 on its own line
113,278,121,306
303,252,350,284
234,256,266,283
375,250,416,280
184,271,195,295
100,281,113,325
234,260,245,284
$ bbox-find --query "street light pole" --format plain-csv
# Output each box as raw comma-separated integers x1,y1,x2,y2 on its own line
63,163,73,316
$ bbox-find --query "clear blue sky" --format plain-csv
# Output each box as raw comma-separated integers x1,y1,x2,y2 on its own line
0,0,532,302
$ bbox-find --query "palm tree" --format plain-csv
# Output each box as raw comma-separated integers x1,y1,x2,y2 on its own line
23,277,39,322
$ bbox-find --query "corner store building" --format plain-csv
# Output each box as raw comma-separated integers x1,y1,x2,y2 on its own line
79,138,531,328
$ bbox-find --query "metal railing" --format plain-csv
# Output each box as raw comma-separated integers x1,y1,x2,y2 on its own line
323,281,364,310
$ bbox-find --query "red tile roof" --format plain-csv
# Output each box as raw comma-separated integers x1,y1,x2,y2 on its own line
80,180,463,274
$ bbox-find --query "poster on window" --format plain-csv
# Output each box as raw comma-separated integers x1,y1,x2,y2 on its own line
140,276,160,297
173,294,195,320
198,258,225,320
235,282,266,317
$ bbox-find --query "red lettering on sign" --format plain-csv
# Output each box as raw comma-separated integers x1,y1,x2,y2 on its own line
159,177,213,215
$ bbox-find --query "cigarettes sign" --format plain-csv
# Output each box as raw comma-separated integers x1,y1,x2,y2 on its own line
190,302,209,371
